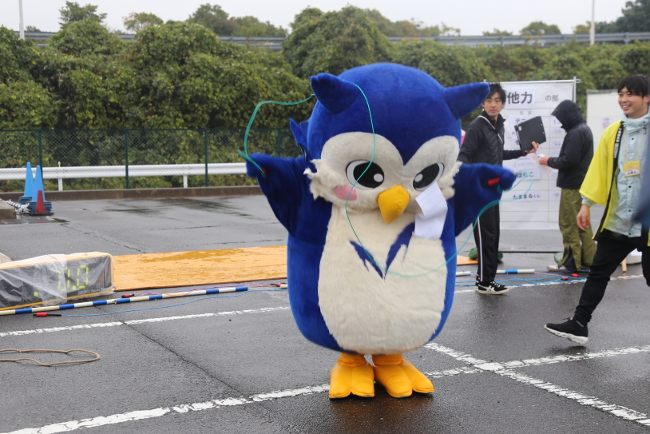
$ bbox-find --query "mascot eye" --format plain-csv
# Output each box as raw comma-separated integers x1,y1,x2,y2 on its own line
346,160,385,189
413,163,443,191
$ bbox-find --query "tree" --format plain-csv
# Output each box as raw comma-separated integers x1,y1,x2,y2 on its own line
123,12,163,32
483,29,513,36
0,81,57,130
187,4,235,35
59,2,107,27
231,16,287,37
187,5,287,37
520,21,561,35
283,6,396,79
26,26,41,32
128,22,311,129
604,0,650,32
438,22,460,36
364,9,443,37
365,9,419,36
573,21,614,34
474,44,551,81
49,19,123,57
395,40,491,87
588,59,626,89
0,27,40,84
529,44,595,112
619,43,650,75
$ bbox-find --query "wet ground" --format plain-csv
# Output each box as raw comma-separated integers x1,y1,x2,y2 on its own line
0,196,648,433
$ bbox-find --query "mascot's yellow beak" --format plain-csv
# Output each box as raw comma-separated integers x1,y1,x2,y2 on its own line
378,185,410,224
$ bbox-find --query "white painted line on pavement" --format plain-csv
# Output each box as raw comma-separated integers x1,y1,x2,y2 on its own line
0,307,290,338
6,345,650,433
1,273,642,338
426,343,650,427
0,322,124,338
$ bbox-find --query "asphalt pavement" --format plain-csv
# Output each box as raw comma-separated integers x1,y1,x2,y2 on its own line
1,195,649,434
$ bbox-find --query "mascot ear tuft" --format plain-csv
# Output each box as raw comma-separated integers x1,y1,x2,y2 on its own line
443,82,490,119
290,119,309,157
310,73,358,114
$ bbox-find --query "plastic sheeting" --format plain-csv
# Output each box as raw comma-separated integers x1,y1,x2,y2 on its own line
0,252,114,310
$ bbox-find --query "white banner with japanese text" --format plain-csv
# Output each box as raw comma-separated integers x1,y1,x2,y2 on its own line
498,79,577,229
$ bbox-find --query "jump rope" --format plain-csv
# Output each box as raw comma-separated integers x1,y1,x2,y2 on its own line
4,89,547,324
45,87,550,322
0,97,554,366
239,86,535,278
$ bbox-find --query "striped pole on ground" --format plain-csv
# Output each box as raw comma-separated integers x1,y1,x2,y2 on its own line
0,287,249,316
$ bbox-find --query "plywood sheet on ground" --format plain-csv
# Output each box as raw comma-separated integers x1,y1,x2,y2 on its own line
113,246,288,291
457,255,478,266
113,247,477,291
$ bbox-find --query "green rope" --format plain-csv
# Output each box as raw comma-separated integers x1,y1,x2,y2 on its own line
239,94,315,177
239,86,535,278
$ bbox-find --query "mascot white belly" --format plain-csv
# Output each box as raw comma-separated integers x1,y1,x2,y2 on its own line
318,207,447,354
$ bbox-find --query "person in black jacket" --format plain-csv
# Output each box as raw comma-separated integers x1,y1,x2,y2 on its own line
458,83,537,295
539,100,595,273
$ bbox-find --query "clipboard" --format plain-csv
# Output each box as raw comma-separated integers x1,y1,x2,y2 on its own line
515,116,546,152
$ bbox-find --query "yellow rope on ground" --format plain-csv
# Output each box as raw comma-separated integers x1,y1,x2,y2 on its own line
0,349,100,366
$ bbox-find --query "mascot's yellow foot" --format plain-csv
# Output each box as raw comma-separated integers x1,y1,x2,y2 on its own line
329,353,375,399
372,354,434,398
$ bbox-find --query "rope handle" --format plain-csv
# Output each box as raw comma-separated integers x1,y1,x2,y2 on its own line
240,94,315,177
0,349,100,366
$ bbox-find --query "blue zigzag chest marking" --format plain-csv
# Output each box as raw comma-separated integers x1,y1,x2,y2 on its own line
350,223,415,279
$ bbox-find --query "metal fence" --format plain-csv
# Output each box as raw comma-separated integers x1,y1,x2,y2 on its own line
0,128,300,192
17,31,650,49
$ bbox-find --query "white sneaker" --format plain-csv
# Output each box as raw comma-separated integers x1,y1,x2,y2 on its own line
547,264,564,272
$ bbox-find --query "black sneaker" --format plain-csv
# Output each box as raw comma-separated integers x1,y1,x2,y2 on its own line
544,318,588,344
476,280,509,295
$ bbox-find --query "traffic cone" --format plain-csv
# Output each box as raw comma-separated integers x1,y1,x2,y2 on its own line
28,190,53,216
35,190,46,214
19,162,34,204
27,166,53,216
33,166,47,202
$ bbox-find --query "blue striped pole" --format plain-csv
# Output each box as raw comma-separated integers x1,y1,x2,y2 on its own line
456,269,535,277
0,286,249,316
496,269,535,274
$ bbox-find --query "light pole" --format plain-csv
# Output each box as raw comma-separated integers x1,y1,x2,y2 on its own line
18,0,25,39
590,0,595,46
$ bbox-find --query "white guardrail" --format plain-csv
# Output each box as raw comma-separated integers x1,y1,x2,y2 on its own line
0,163,247,191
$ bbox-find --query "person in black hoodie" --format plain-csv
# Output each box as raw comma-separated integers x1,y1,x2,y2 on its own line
458,83,537,295
539,100,595,273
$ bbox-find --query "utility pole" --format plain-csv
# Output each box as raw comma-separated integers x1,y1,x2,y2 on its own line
590,0,595,46
18,0,25,39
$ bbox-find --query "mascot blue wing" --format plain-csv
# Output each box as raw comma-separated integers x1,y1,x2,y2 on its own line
246,153,307,233
453,163,516,236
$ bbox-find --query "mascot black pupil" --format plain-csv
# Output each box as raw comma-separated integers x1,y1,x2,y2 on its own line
413,163,442,190
348,161,384,188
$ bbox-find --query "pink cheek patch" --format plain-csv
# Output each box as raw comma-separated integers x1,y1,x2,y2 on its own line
334,185,357,201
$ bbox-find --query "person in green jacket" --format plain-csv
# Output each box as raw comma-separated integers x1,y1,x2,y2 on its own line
545,74,650,344
540,100,596,273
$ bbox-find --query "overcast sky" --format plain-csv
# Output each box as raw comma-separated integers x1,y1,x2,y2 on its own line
1,0,632,35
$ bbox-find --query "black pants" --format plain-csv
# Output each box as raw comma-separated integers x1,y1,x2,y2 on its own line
573,230,650,324
473,204,500,283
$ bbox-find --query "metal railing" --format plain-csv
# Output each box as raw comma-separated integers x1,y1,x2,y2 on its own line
16,31,650,49
0,163,247,191
388,32,650,46
0,128,298,191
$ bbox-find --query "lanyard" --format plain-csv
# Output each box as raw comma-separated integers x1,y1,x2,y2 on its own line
622,127,646,163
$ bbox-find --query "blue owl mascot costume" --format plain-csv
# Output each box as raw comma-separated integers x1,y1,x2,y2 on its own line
245,63,515,398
